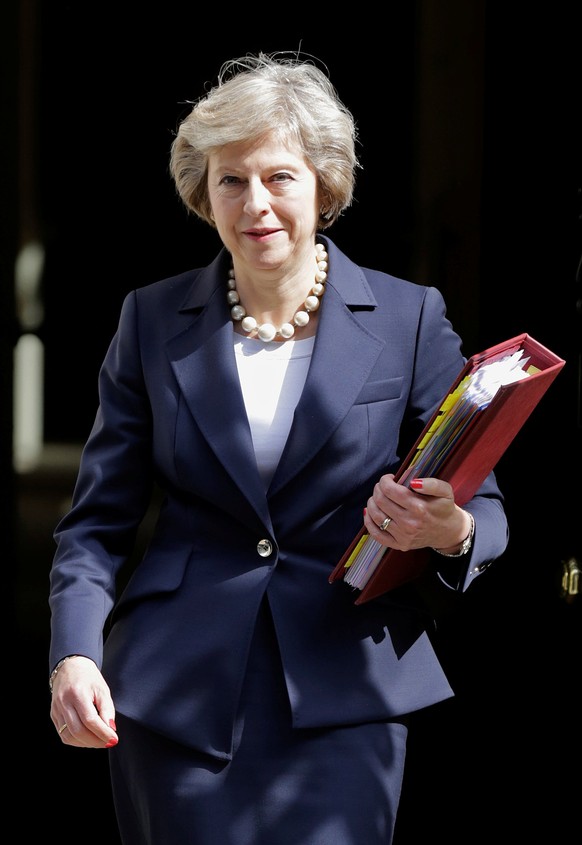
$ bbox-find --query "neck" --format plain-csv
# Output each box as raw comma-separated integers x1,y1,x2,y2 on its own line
227,242,328,342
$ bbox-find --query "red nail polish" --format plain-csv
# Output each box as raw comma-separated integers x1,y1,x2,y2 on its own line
109,718,117,731
410,479,423,490
363,507,367,517
105,737,119,748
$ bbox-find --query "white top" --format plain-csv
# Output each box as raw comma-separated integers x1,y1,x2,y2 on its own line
233,334,315,486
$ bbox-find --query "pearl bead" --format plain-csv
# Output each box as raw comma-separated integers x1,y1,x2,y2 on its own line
231,304,246,321
228,244,328,342
258,323,277,342
280,323,295,339
241,315,257,332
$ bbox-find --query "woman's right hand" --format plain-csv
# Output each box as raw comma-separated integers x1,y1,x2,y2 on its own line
49,655,119,749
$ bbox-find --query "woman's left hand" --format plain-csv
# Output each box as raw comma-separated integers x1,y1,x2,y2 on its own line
364,473,472,553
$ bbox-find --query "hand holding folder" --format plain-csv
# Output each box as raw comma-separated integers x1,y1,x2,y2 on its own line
329,333,565,604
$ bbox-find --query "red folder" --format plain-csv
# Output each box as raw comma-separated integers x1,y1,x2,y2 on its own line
329,333,566,604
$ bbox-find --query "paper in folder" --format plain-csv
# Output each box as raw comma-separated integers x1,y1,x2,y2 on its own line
329,333,565,604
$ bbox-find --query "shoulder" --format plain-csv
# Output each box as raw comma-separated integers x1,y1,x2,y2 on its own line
125,248,228,314
360,265,436,303
134,267,206,306
322,236,443,312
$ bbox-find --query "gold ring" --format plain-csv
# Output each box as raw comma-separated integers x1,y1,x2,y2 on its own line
380,516,392,531
58,723,68,735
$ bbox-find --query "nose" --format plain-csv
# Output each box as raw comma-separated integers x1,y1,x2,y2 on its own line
243,178,271,217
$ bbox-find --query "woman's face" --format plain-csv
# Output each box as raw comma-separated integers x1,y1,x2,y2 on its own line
207,132,321,272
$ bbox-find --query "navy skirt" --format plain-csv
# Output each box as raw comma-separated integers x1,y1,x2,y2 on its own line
109,601,408,845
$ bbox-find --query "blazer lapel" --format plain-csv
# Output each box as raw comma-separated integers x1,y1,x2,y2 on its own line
270,240,385,495
166,253,272,529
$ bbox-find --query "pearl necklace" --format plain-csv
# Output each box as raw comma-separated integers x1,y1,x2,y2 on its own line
227,242,328,342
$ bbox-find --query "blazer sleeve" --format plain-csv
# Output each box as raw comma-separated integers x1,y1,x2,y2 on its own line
48,290,155,672
406,284,509,594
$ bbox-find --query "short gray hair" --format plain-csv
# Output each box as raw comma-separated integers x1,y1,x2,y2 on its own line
169,52,360,230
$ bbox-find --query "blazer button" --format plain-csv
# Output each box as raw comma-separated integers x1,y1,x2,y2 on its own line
257,539,273,558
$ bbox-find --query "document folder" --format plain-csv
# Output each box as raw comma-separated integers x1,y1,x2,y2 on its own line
329,333,565,604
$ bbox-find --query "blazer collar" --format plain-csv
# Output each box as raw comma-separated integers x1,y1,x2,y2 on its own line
175,236,380,312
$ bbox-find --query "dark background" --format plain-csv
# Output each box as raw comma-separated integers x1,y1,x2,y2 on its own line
3,2,581,842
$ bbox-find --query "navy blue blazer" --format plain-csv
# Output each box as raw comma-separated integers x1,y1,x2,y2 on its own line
48,236,508,760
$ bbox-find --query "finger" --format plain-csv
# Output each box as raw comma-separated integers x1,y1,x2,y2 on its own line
374,475,414,509
409,477,454,499
364,508,396,545
365,501,394,532
57,719,115,749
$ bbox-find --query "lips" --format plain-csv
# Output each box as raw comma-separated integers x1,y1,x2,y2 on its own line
243,228,280,237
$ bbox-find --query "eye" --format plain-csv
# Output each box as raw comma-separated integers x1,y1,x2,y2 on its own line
271,172,293,183
219,175,242,186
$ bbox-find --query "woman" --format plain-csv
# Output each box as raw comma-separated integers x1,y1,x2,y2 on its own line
48,52,508,845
